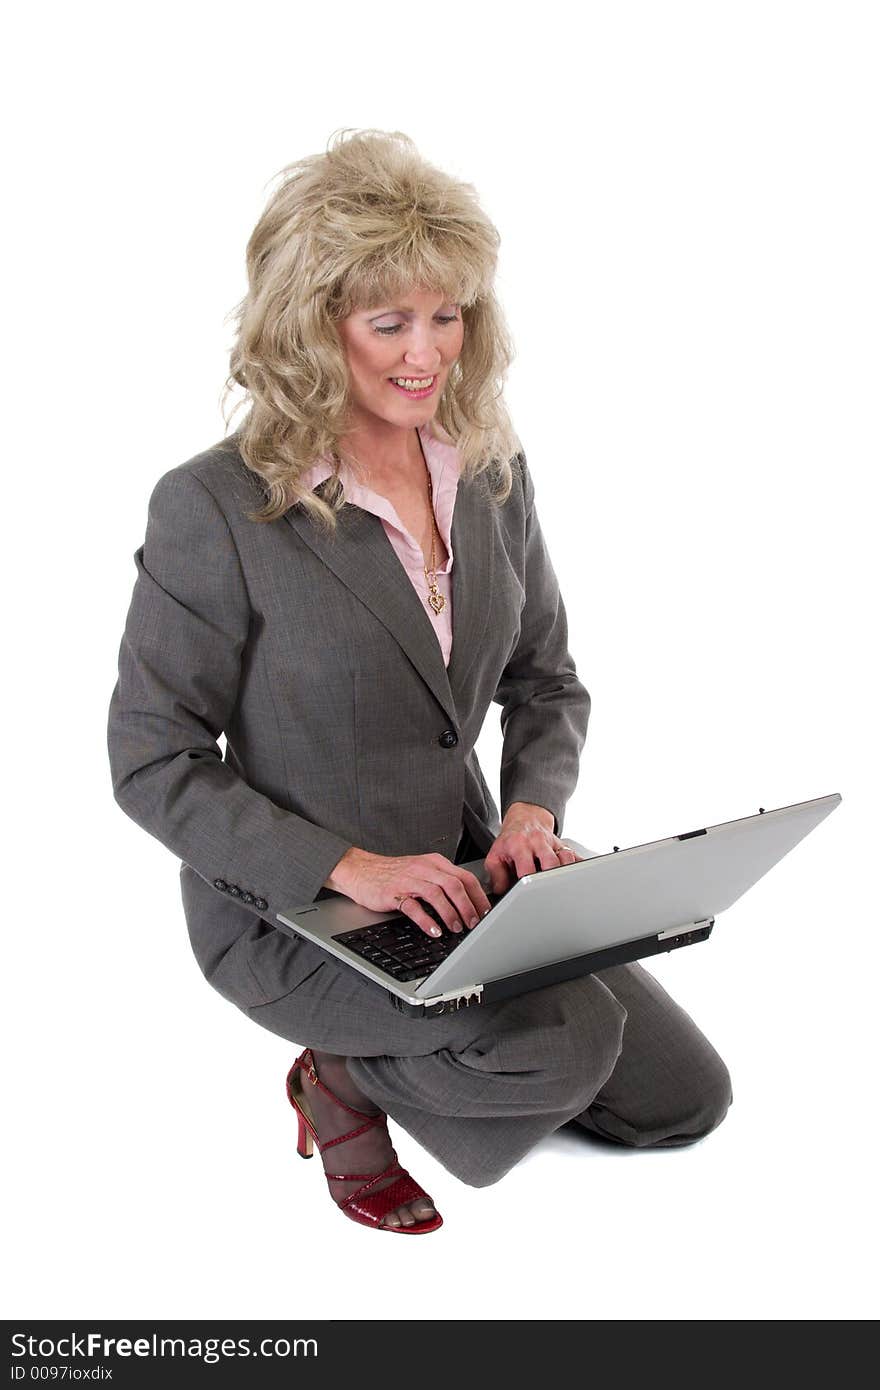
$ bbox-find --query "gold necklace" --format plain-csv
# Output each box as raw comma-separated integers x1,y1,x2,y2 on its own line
424,468,446,616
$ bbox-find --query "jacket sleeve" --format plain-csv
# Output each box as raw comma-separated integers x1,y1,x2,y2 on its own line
107,465,354,917
492,453,591,837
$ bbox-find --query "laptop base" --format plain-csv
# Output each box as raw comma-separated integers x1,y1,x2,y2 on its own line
388,919,715,1019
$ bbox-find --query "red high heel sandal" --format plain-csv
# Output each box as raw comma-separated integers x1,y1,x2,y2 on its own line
285,1047,443,1234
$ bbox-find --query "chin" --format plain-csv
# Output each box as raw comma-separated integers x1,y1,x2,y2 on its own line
384,402,440,424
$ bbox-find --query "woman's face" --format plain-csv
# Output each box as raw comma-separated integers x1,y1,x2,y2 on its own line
337,287,464,435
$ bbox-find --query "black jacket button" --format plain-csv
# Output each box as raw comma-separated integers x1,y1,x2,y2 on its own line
213,878,228,892
438,729,458,748
241,891,254,905
254,897,268,911
227,884,242,898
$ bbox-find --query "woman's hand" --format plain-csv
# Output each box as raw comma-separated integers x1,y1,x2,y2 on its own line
325,846,493,939
485,803,585,894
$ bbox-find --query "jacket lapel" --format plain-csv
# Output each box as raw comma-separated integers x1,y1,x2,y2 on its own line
283,475,495,727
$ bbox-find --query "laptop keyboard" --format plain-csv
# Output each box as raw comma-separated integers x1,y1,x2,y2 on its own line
333,896,503,982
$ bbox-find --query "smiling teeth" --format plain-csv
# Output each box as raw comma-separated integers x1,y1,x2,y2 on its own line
392,377,435,390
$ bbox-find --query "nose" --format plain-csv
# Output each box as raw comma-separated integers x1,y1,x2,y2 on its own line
402,322,444,373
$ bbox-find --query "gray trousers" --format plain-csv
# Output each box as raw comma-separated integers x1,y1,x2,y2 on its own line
242,826,733,1187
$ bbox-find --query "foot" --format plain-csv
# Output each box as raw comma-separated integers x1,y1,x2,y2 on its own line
306,1050,438,1229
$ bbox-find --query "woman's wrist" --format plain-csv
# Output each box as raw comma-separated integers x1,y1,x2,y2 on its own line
323,845,373,894
502,801,556,833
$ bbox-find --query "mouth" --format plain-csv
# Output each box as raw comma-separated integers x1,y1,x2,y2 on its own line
388,374,439,400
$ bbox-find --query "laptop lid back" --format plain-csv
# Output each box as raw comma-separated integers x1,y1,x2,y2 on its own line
416,793,841,997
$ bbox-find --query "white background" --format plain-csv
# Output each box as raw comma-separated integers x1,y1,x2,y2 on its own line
4,0,877,1322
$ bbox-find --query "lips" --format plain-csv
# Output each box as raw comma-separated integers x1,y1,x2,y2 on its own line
388,375,439,399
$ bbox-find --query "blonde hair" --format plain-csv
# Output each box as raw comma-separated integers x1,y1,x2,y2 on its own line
220,128,522,530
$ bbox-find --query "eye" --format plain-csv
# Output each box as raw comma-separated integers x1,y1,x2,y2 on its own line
372,314,460,337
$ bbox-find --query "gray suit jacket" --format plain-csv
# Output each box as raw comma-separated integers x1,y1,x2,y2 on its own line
107,438,590,996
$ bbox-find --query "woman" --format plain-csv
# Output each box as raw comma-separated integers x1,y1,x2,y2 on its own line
107,128,732,1235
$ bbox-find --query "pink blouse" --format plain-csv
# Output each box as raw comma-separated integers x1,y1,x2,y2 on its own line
298,423,461,668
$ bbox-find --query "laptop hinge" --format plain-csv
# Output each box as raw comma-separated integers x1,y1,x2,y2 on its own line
658,917,715,941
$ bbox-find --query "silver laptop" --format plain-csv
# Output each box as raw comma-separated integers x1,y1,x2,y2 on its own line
276,792,841,1019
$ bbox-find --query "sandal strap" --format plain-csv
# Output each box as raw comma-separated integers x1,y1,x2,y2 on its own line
287,1049,389,1156
339,1168,436,1227
324,1159,403,1186
332,1158,403,1205
317,1118,385,1152
295,1048,386,1127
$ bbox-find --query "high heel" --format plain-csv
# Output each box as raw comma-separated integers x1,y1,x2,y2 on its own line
286,1047,443,1234
294,1104,314,1159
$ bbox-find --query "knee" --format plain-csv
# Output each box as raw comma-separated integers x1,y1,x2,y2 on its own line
692,1055,733,1140
457,1162,510,1190
667,1053,733,1146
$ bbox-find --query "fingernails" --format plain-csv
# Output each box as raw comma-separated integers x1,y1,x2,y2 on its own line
429,925,442,937
468,917,479,929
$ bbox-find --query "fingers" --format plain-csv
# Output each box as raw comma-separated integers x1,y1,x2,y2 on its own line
487,859,514,895
426,856,492,921
450,868,492,924
436,868,492,932
401,884,474,938
397,868,491,938
401,902,456,939
389,846,585,938
485,837,578,893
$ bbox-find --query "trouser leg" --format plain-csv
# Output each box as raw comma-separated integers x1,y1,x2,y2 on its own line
346,971,628,1188
570,961,733,1147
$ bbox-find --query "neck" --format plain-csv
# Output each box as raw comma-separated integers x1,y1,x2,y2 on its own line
338,419,428,484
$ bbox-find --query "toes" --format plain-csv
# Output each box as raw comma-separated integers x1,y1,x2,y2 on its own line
379,1199,437,1229
400,1201,435,1226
